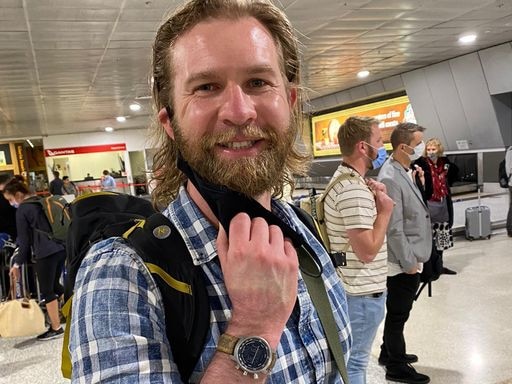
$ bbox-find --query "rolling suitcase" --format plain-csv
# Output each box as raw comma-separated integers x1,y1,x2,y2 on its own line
465,188,491,240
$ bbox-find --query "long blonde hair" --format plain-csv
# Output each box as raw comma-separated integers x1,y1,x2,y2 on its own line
149,0,310,208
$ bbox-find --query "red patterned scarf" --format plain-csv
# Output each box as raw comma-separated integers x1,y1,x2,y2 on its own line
427,157,448,201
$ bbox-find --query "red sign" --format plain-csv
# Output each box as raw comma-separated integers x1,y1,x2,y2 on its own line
45,143,127,157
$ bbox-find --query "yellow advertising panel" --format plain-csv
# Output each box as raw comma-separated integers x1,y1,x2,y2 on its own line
310,95,416,157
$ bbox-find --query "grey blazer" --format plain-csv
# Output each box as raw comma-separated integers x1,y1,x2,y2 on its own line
378,157,432,273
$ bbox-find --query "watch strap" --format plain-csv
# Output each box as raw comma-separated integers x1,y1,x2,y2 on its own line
217,333,238,355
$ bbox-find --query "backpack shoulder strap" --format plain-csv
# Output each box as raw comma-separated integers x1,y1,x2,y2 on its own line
124,213,210,382
319,172,359,203
62,212,210,382
289,203,324,246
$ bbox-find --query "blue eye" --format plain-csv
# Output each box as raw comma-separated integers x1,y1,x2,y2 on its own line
195,84,216,92
249,79,266,87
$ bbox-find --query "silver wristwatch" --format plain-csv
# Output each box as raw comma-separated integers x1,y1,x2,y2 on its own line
217,333,276,379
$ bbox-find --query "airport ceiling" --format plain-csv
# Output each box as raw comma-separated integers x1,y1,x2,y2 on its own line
1,0,512,140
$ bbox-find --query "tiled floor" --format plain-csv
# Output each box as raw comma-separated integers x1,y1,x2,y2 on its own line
1,231,511,384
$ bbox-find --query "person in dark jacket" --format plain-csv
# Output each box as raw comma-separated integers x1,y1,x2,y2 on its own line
0,174,17,241
414,138,459,275
4,177,65,340
49,171,64,195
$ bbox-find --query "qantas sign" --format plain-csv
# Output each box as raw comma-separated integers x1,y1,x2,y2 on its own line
45,143,127,157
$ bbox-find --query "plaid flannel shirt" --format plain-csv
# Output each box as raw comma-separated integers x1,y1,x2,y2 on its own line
70,187,351,383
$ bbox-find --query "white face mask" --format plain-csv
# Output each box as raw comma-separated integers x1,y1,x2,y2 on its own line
406,141,425,161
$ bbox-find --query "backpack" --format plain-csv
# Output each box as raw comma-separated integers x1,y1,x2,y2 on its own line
23,195,71,243
299,173,358,255
498,159,509,188
61,192,327,382
61,192,209,382
415,241,443,300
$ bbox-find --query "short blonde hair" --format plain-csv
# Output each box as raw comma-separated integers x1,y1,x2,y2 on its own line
425,137,444,156
337,116,379,156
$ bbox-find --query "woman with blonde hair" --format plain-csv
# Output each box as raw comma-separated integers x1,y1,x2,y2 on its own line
415,138,459,275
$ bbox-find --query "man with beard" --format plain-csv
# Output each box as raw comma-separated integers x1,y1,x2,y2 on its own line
70,1,351,383
324,116,394,384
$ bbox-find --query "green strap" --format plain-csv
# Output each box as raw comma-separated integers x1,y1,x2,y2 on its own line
297,246,350,384
61,298,73,379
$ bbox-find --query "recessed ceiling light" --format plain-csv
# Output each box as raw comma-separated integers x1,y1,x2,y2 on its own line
357,70,370,78
459,34,477,44
105,126,114,133
116,116,126,123
129,103,141,112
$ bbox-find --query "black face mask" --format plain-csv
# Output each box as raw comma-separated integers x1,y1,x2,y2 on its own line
177,154,274,233
177,155,322,276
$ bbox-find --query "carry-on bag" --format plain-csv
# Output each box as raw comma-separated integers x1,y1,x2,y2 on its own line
0,261,46,338
465,187,491,240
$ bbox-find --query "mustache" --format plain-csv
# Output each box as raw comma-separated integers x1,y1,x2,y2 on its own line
201,125,272,147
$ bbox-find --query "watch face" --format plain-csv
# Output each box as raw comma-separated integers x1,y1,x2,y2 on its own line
235,337,272,373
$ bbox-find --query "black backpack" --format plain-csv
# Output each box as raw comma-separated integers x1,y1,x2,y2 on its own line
61,192,325,382
61,192,209,382
415,241,443,300
498,159,509,188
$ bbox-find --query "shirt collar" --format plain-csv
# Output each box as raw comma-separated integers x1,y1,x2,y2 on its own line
165,187,218,266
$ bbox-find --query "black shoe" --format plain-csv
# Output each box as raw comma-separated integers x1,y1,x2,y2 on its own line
378,353,418,366
442,267,457,275
37,327,64,341
385,364,430,384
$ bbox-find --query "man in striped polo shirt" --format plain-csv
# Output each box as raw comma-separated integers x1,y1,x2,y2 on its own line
324,116,394,384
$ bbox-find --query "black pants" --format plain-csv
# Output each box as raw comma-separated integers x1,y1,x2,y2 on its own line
507,187,512,234
380,272,420,370
34,250,66,304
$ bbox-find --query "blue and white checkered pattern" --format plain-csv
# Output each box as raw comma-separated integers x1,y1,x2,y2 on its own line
70,187,351,383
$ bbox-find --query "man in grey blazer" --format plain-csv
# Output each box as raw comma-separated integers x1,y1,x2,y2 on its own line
377,122,432,384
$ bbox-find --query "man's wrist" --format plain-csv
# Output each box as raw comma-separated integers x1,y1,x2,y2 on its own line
226,321,282,349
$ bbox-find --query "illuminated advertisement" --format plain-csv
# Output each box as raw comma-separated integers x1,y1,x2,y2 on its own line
310,95,416,157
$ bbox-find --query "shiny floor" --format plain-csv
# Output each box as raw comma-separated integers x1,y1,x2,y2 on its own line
1,230,511,384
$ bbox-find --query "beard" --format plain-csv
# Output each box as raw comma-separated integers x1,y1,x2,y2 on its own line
365,144,376,170
172,119,296,197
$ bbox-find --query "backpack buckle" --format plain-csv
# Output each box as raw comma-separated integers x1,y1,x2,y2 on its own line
330,252,347,268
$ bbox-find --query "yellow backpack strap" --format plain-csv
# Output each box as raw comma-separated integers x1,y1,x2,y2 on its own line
61,297,73,379
145,263,192,295
121,220,193,295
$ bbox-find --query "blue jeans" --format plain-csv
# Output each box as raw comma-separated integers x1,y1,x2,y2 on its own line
346,292,386,384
